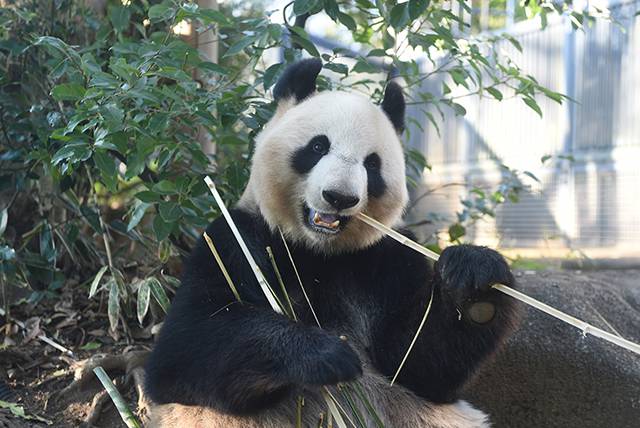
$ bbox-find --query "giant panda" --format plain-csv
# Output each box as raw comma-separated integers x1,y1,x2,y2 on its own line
144,59,518,428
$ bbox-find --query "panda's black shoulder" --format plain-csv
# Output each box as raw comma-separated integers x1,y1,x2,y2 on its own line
180,208,271,294
361,228,433,279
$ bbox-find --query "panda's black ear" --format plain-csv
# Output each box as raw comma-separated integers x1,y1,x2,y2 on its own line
273,58,323,104
381,81,405,134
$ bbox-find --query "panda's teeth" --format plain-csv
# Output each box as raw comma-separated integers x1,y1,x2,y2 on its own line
312,211,340,229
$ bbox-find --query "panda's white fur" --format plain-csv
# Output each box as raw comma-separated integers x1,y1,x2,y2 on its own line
238,91,409,254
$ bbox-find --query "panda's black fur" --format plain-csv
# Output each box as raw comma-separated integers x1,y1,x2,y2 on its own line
144,59,518,427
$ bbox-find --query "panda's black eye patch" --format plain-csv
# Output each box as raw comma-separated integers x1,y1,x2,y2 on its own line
364,153,381,170
291,135,330,174
364,153,386,198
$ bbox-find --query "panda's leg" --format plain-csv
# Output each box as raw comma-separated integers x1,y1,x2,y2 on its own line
361,366,490,428
147,389,331,428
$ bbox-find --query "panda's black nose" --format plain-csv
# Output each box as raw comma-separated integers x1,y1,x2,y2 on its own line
322,190,360,210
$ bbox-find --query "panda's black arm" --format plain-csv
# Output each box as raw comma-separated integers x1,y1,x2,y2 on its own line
371,243,518,403
144,214,362,414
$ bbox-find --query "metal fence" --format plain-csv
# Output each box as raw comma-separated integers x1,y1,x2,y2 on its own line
408,1,640,256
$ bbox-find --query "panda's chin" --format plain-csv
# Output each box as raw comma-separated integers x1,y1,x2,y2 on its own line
302,204,352,235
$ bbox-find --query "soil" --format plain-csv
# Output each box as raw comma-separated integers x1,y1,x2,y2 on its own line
1,286,153,428
1,269,639,427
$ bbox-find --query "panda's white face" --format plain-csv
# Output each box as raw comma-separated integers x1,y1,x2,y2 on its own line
239,90,409,254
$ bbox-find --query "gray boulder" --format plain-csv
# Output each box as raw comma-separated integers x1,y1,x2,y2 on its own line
464,269,640,428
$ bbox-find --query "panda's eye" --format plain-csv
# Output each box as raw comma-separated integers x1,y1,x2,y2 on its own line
310,136,330,155
364,153,381,170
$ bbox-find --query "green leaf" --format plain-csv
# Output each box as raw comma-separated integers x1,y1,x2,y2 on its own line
137,279,151,325
367,48,386,57
540,154,552,164
89,266,109,298
80,205,102,233
0,400,52,425
523,97,542,117
135,191,161,203
52,141,91,165
451,102,467,116
107,277,120,332
93,151,116,176
148,4,175,23
224,36,255,57
289,26,320,57
409,0,430,20
147,277,170,313
109,5,131,32
324,62,349,75
39,222,56,265
389,3,410,30
153,216,173,241
324,0,340,19
523,171,540,183
486,87,503,101
505,34,522,52
293,0,320,15
263,62,284,90
0,208,7,238
127,201,150,232
352,59,379,74
33,36,81,66
198,61,228,75
448,223,466,242
337,12,357,31
51,83,86,101
159,201,181,222
80,341,102,350
153,180,177,195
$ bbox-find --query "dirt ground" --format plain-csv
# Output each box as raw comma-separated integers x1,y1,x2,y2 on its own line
1,268,639,427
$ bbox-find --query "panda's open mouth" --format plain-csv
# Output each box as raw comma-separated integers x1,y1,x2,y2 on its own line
303,204,352,235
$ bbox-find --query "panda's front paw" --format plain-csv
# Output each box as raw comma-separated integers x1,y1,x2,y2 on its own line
436,244,514,307
290,335,362,386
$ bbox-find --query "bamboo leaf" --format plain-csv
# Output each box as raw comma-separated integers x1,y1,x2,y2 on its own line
107,278,120,332
137,280,151,325
523,97,542,117
148,277,170,313
89,266,109,298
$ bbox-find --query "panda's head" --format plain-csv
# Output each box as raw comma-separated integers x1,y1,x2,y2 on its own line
239,59,409,254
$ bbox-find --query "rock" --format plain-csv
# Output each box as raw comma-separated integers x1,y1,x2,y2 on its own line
464,269,640,428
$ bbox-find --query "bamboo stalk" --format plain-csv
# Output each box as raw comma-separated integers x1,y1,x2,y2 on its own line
204,176,282,313
92,367,141,428
203,232,242,303
356,212,640,356
277,228,322,328
390,286,434,386
266,246,298,320
203,177,358,426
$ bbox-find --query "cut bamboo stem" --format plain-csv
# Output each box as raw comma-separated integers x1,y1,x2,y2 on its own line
204,176,282,313
356,212,640,356
390,286,434,386
93,366,141,428
277,228,322,328
203,232,242,303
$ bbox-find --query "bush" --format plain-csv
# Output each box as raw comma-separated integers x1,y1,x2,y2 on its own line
0,0,589,333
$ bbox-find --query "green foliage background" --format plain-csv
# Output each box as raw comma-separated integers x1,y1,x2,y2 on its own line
0,0,583,332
